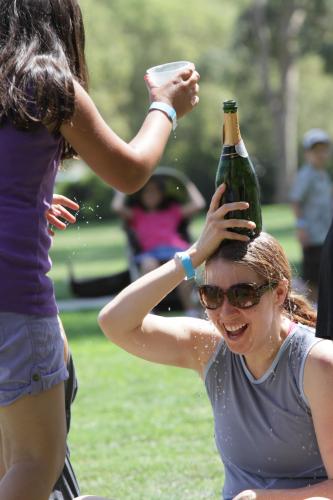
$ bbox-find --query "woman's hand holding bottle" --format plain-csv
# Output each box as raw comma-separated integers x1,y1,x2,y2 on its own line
188,184,256,268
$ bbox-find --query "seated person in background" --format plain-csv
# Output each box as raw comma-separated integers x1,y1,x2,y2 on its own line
112,174,205,315
100,184,333,500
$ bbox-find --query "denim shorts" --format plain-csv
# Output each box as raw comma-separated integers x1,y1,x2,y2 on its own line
0,313,69,406
134,245,185,263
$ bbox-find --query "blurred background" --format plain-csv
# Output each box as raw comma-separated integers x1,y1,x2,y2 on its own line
57,0,333,213
52,0,333,300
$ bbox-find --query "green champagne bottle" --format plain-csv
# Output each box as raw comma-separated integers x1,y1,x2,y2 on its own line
215,99,262,239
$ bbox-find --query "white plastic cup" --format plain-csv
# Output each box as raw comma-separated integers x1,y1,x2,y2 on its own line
146,61,192,86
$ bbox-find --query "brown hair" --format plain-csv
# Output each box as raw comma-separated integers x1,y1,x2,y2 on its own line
0,0,89,159
207,232,316,327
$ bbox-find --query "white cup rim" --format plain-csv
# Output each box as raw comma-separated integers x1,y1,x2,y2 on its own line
146,61,191,75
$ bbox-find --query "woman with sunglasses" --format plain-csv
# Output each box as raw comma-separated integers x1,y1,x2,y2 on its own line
98,184,333,500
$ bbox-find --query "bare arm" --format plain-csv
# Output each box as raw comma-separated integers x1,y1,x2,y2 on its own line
110,191,133,221
291,201,309,246
98,184,255,372
61,69,199,194
291,201,303,220
181,180,206,219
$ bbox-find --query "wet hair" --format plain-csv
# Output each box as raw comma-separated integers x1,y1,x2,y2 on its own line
206,232,316,328
0,0,88,159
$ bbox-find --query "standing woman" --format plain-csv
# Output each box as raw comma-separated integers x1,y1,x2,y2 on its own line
0,0,199,498
99,185,333,500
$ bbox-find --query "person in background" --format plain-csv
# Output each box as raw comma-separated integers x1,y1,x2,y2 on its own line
112,175,205,315
0,0,199,497
290,128,332,304
99,184,333,500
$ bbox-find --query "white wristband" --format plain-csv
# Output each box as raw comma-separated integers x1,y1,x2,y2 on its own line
149,101,177,130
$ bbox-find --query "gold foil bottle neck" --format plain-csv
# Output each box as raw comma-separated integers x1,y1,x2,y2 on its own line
223,112,242,146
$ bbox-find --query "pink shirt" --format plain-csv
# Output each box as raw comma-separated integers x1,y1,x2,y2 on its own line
130,204,189,252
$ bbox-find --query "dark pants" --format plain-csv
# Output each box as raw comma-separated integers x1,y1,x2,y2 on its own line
49,353,80,500
302,244,323,286
316,221,333,340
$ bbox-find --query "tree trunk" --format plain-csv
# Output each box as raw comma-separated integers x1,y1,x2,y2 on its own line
251,0,306,202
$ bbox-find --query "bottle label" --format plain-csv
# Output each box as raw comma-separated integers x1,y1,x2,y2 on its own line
235,140,248,158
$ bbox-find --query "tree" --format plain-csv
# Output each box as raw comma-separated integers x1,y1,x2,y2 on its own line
234,0,333,201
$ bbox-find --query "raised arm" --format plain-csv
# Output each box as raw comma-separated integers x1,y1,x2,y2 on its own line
98,184,255,372
181,180,206,219
110,191,133,221
61,68,199,194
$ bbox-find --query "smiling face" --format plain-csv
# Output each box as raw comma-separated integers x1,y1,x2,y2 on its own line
204,258,286,358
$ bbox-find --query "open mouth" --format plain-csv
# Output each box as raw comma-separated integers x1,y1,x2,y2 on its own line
223,322,248,340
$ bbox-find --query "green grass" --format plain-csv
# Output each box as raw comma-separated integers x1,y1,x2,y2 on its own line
50,204,301,498
64,311,222,499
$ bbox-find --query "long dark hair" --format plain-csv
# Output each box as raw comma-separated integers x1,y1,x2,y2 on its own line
0,0,88,159
207,233,316,328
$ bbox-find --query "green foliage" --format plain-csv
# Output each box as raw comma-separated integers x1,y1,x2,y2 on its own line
65,1,333,204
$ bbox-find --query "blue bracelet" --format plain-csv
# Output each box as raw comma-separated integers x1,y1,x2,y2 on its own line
174,251,196,280
149,101,177,130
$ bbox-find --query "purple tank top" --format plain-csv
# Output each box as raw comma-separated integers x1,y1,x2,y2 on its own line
0,119,63,315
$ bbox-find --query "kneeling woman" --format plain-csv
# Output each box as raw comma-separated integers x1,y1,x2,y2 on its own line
98,184,333,500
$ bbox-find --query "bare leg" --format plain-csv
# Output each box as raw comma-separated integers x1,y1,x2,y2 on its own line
0,383,66,500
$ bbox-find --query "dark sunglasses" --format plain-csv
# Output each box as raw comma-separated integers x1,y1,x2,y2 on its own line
198,281,278,310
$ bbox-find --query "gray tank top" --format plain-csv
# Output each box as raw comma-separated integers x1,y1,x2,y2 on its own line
204,323,327,500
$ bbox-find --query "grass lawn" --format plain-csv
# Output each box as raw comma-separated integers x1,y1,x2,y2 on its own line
64,311,222,499
50,204,301,499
